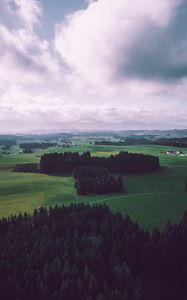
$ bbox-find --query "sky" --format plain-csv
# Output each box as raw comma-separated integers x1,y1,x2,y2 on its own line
0,0,187,133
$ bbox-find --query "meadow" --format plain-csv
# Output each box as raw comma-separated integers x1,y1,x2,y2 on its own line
0,143,187,231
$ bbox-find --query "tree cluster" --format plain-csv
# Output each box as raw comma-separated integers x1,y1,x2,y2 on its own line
95,137,187,148
2,145,11,151
154,137,187,148
23,148,33,154
20,142,58,152
73,167,110,179
75,176,124,195
1,205,187,300
12,163,39,173
0,139,17,147
95,139,152,146
40,151,159,174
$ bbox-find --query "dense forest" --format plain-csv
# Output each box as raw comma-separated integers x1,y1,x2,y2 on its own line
95,137,187,148
0,204,187,300
0,139,17,146
73,167,124,195
154,138,187,148
73,167,110,179
20,143,58,151
0,139,16,150
12,163,39,173
75,175,124,195
95,139,152,146
40,151,159,174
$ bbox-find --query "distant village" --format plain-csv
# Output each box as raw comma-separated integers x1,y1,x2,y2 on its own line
165,149,187,156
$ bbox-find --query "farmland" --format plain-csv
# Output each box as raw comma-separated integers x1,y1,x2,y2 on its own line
0,143,187,230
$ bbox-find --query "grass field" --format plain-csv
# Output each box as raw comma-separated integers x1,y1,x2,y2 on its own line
0,143,187,231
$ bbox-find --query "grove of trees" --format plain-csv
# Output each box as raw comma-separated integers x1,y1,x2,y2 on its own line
73,167,110,179
95,139,152,146
73,167,124,195
40,151,160,174
20,143,58,152
12,163,39,173
95,137,187,148
0,205,187,300
154,137,187,148
0,139,17,147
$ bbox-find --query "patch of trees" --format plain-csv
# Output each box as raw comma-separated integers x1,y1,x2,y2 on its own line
40,151,160,174
12,163,39,173
73,166,110,179
95,137,187,148
75,176,124,195
2,145,11,151
154,137,187,148
23,148,33,153
1,205,187,300
1,151,9,155
0,139,17,147
60,144,73,148
95,138,152,146
20,142,58,151
73,167,123,195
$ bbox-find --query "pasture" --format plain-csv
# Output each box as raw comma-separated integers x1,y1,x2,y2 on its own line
0,143,187,230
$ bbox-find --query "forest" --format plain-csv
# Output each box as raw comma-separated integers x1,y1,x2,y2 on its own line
73,167,124,195
95,137,187,148
20,143,58,151
73,167,110,179
154,138,187,148
40,151,160,174
12,163,39,173
95,139,152,146
0,139,17,147
0,204,187,300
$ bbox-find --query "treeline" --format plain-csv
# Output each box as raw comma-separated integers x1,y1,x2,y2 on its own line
1,205,187,299
12,164,39,173
75,176,124,195
73,167,110,179
20,142,58,150
155,137,187,148
40,151,159,174
73,167,123,195
95,137,187,148
0,139,16,150
0,139,17,146
95,138,152,146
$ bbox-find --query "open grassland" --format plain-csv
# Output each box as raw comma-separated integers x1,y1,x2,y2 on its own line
0,144,187,231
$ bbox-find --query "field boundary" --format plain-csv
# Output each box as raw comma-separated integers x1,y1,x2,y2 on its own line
90,190,184,205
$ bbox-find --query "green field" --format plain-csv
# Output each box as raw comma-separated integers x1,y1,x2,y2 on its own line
1,144,187,231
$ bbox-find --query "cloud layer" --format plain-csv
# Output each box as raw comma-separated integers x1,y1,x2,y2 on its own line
0,0,187,132
55,0,182,85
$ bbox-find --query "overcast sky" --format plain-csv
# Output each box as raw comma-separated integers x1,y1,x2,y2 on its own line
0,0,187,133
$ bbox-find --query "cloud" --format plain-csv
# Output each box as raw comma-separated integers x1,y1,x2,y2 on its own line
120,1,187,82
55,0,182,88
1,85,187,132
3,0,42,30
0,0,60,86
1,0,187,132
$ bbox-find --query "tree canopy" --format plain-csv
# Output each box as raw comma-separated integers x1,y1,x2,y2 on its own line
0,204,187,300
40,151,160,174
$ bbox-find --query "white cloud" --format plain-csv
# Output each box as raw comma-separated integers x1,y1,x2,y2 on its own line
1,83,187,132
55,0,181,88
0,0,60,86
3,0,41,30
0,0,187,132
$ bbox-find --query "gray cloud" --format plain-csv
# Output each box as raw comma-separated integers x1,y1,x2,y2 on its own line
120,1,187,82
1,0,187,132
